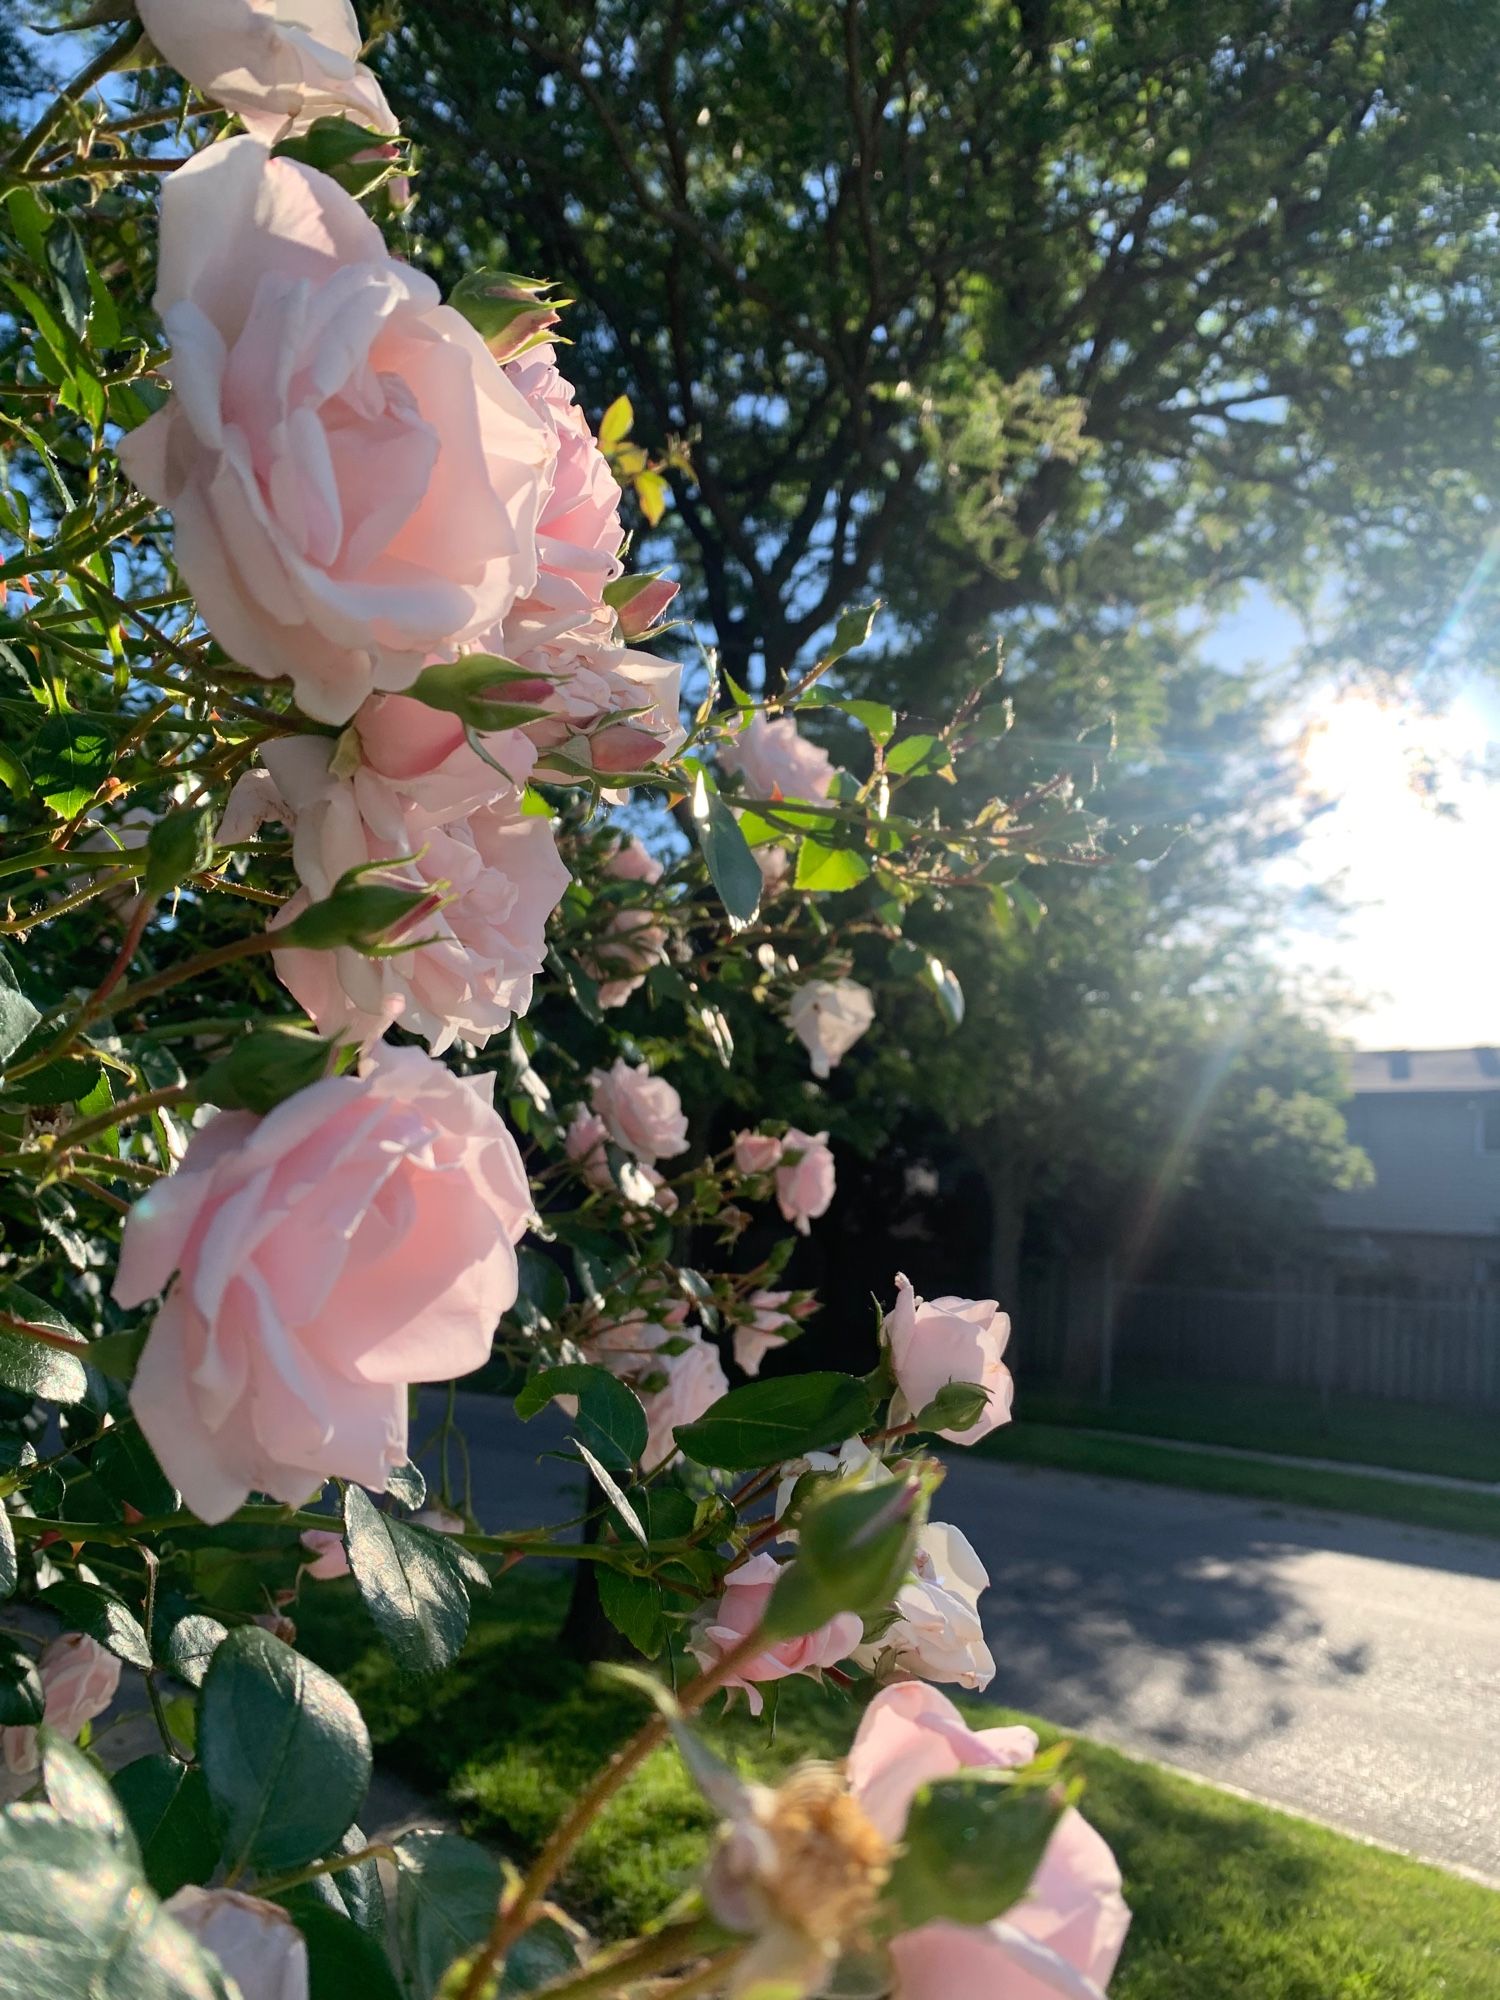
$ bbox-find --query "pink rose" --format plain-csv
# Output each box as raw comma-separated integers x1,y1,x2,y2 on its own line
852,1522,995,1692
355,691,537,827
585,906,669,1009
753,840,791,893
614,573,679,640
588,1057,688,1163
733,1289,795,1376
525,644,686,778
566,1107,614,1191
787,978,874,1079
115,1046,532,1523
585,1310,727,1470
0,1633,121,1776
775,1128,836,1235
605,835,664,885
412,1505,465,1534
119,138,552,725
886,1273,1013,1446
721,713,835,801
732,1131,784,1177
299,1527,349,1580
264,734,568,1052
137,0,397,146
504,345,624,644
164,1887,309,2000
688,1553,862,1715
847,1685,1129,2000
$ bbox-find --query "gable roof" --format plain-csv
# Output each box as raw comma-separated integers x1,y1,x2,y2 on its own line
1351,1047,1500,1094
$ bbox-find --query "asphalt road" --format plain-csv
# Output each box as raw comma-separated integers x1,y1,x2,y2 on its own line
430,1392,1500,1884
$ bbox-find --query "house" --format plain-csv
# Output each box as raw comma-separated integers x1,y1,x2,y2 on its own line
1322,1048,1500,1289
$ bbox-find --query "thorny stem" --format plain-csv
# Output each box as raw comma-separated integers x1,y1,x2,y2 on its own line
5,23,145,173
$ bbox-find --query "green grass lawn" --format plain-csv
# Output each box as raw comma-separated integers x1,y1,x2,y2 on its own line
298,1577,1500,2000
980,1424,1500,1540
1020,1381,1500,1483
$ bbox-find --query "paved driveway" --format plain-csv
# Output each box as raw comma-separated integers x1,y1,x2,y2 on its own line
431,1393,1500,1883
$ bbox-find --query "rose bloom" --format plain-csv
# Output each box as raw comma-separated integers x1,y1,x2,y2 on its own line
0,1634,121,1777
605,835,664,885
263,734,569,1052
588,1057,688,1163
847,1685,1130,2000
565,1106,614,1191
721,713,835,801
886,1273,1014,1447
585,906,669,1009
753,840,791,893
136,0,396,146
522,641,686,777
118,138,551,725
786,978,875,1080
732,1289,796,1377
775,1128,836,1235
164,1888,309,2000
299,1527,348,1580
412,1504,465,1534
854,1521,995,1692
689,1554,862,1716
732,1130,783,1177
504,344,624,643
115,1046,532,1524
584,1309,727,1470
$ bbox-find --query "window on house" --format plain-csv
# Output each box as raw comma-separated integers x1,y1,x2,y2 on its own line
1480,1103,1500,1154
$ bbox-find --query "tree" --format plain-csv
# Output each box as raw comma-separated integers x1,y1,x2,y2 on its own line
385,0,1500,694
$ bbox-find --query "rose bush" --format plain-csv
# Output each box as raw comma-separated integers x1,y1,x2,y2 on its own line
0,14,1125,1999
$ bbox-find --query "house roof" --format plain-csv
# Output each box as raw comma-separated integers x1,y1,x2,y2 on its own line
1351,1047,1500,1094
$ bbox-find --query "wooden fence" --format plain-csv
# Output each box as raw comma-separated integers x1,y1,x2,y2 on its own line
1015,1270,1500,1410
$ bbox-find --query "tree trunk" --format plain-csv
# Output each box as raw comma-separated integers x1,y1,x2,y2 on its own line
982,1148,1029,1308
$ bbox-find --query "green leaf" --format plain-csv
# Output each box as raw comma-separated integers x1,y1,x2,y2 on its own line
0,1808,232,1999
194,1025,341,1116
596,1568,667,1659
155,1611,226,1691
84,1329,149,1383
142,806,214,899
295,1904,404,2000
0,1638,43,1725
764,1473,923,1641
885,732,943,776
0,1284,89,1403
1008,882,1046,931
885,1768,1064,1930
29,711,114,817
0,1506,14,1602
278,1825,386,1940
113,1757,219,1901
385,1460,427,1511
692,778,762,923
515,1364,647,1474
37,1581,151,1669
92,1423,178,1517
0,1049,103,1106
498,1918,583,1995
793,841,870,893
921,955,965,1029
41,1730,132,1849
673,1372,874,1471
0,960,39,1067
45,224,92,340
342,1484,471,1676
199,1626,370,1875
393,1829,502,2000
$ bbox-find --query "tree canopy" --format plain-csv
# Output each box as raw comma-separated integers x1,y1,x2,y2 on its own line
386,0,1500,693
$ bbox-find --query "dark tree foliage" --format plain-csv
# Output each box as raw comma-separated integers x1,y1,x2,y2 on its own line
384,0,1500,694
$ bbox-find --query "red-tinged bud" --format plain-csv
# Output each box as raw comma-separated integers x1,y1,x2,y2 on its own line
614,574,679,640
590,721,664,772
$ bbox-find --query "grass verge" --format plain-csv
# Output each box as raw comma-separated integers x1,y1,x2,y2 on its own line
298,1576,1500,2000
1020,1382,1500,1484
979,1424,1500,1539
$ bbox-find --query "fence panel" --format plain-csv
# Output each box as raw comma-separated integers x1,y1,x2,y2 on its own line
1099,1279,1500,1409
